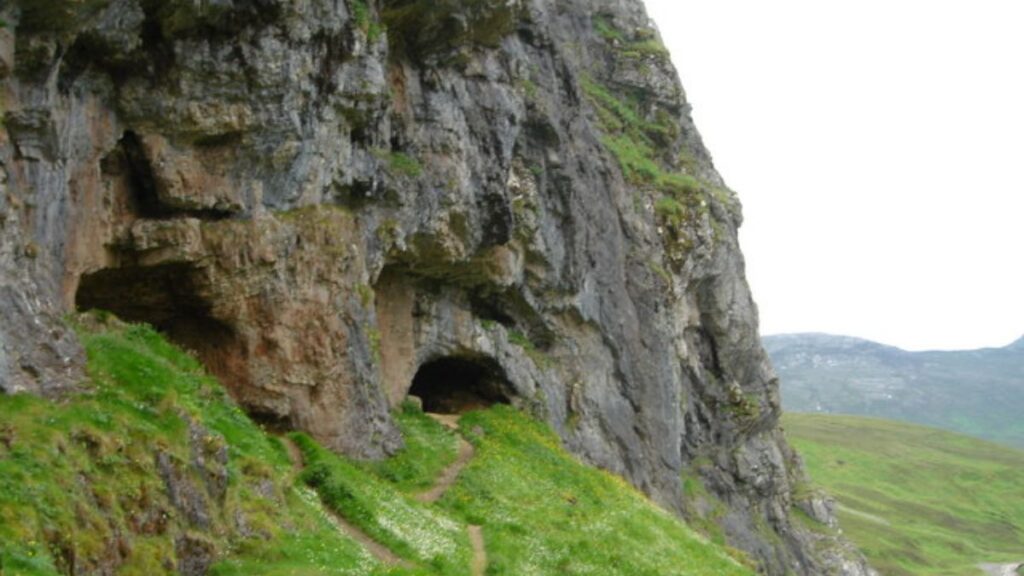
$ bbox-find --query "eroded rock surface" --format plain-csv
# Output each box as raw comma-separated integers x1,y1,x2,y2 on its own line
0,0,873,573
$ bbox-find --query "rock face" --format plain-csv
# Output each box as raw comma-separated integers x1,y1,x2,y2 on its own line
0,0,873,573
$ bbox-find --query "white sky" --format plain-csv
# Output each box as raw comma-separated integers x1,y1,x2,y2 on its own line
642,0,1024,351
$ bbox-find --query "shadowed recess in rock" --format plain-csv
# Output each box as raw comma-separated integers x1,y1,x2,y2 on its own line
74,264,250,393
409,355,511,414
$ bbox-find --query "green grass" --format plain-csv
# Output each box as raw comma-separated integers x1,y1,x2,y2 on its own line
592,15,670,61
388,152,423,178
0,315,377,575
293,433,473,575
351,0,384,43
593,15,625,42
372,149,423,178
437,406,752,575
362,403,459,493
785,413,1024,576
0,315,758,575
580,76,713,250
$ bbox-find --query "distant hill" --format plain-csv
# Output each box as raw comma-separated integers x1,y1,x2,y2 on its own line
784,413,1024,576
765,333,1024,448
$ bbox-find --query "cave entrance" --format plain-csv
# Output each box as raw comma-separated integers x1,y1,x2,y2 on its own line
75,264,248,392
408,355,511,414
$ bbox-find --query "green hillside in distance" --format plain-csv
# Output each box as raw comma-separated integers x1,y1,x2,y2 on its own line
0,314,751,576
765,333,1024,448
784,413,1024,576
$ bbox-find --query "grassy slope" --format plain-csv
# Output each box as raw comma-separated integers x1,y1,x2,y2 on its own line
295,404,751,575
0,317,381,575
784,413,1024,576
0,317,753,575
439,407,751,575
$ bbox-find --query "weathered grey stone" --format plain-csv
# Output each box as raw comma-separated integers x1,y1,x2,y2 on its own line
175,533,215,576
0,0,875,573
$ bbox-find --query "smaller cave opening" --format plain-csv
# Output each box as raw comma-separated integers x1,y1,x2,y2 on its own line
247,409,292,434
75,264,249,396
408,355,511,414
115,131,168,219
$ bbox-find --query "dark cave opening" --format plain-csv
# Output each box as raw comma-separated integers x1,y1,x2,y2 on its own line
75,264,248,392
408,355,511,414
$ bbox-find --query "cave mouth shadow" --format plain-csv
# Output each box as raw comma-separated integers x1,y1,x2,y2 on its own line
75,263,246,392
408,355,511,414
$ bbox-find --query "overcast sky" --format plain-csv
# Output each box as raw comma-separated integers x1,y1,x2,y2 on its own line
642,0,1024,351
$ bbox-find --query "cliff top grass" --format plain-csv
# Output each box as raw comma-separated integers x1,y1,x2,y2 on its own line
784,413,1024,576
0,315,755,575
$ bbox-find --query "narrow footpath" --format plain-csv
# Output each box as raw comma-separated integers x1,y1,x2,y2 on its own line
281,415,488,576
280,436,412,568
420,413,489,576
415,414,475,504
979,562,1023,576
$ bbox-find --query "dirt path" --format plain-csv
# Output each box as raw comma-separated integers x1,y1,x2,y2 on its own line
421,413,488,576
467,524,487,576
836,503,892,526
979,561,1023,576
415,422,475,504
282,415,489,574
279,436,412,568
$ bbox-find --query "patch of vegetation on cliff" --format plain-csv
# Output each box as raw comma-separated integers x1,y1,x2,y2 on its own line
506,329,552,368
582,76,718,265
351,0,384,43
785,413,1024,576
373,148,423,179
593,15,670,62
581,77,703,203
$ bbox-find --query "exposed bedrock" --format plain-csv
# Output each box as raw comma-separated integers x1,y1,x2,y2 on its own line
0,0,872,573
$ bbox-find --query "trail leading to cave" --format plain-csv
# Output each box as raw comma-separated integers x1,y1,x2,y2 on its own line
419,413,488,576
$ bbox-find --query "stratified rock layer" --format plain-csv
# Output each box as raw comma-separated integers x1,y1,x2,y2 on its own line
0,1,872,573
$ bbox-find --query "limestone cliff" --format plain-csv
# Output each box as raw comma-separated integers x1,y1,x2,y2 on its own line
0,0,872,573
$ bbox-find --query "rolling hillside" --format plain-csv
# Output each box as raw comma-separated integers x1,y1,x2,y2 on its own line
766,333,1024,447
784,413,1024,576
